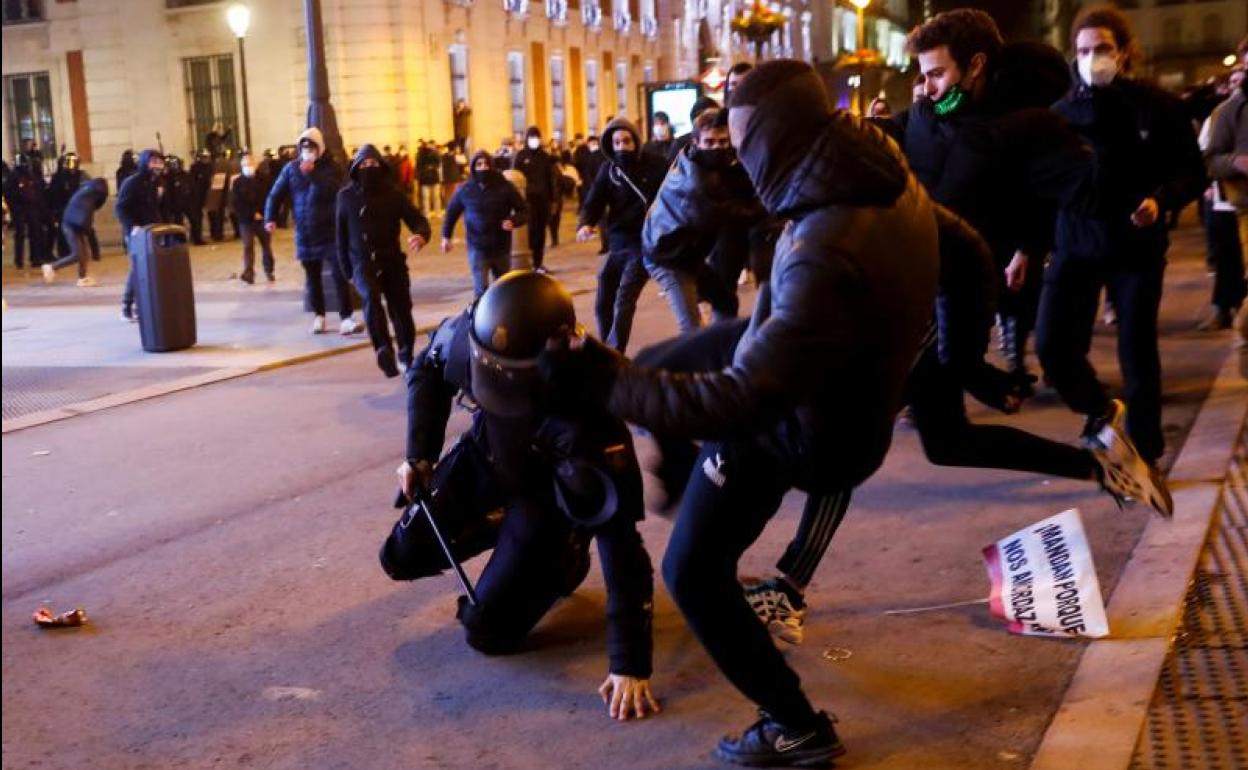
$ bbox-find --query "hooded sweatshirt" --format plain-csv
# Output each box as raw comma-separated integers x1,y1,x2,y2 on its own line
264,126,342,262
115,149,166,234
335,144,431,277
605,62,941,492
578,118,668,252
62,178,109,230
442,151,529,254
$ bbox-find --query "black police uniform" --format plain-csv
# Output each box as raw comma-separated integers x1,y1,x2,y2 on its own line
389,273,654,676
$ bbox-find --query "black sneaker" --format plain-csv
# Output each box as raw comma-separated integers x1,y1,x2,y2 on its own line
376,347,400,378
716,710,845,767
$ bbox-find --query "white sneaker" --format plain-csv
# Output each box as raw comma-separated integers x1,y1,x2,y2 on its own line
41,264,55,284
744,578,807,645
340,316,363,335
1088,400,1174,518
76,276,97,287
311,315,326,334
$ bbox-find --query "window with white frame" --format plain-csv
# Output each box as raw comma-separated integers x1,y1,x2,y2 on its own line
640,0,657,37
551,55,566,139
586,59,600,134
503,0,529,14
507,51,526,135
643,62,655,84
615,61,628,117
181,54,238,153
449,45,470,106
582,0,602,28
4,71,55,162
547,0,567,23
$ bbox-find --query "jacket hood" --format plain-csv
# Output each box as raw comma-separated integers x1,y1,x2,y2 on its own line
137,149,161,174
86,177,108,200
985,41,1071,113
469,150,494,171
348,143,388,181
738,106,907,217
600,117,642,164
298,126,326,155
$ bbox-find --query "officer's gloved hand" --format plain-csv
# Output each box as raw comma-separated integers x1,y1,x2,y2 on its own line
539,332,625,412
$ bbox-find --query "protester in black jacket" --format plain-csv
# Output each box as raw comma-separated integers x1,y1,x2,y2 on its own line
40,177,106,285
186,150,212,245
513,126,561,270
1037,6,1205,465
392,272,657,720
441,151,528,297
642,111,675,161
336,144,431,377
115,149,168,321
265,127,360,335
643,108,760,332
230,151,275,284
576,118,666,352
416,141,442,216
543,61,942,766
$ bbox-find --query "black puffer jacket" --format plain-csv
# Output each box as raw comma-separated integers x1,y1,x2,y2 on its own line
642,146,766,271
264,128,342,262
230,172,267,223
335,144,431,277
61,177,108,230
607,99,941,491
512,145,560,200
578,118,668,252
1053,75,1205,260
442,152,528,254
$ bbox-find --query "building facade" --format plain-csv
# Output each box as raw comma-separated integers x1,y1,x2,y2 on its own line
3,0,673,179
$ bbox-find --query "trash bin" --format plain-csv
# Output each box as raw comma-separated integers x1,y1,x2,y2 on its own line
133,224,196,352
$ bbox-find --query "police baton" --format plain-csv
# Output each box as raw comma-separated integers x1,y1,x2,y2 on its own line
407,487,479,606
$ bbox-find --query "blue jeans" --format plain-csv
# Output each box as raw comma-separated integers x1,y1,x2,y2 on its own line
469,249,511,298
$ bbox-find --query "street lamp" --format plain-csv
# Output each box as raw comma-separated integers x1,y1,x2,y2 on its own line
226,3,253,150
850,0,869,115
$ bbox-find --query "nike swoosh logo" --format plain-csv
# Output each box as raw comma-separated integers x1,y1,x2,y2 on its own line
774,732,816,753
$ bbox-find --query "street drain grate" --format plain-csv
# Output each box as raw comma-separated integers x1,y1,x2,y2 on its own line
2,366,216,421
1129,431,1248,770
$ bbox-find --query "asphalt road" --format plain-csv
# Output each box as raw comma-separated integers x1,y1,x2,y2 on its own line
1,221,1237,770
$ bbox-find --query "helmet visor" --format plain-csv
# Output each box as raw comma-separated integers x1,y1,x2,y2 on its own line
468,332,543,418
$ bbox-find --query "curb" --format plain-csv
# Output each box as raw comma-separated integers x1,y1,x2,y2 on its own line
1029,347,1248,770
1,286,596,435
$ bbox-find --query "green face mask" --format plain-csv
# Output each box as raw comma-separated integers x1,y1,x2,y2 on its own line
933,84,968,117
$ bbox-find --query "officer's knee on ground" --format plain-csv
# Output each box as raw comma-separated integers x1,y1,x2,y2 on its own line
456,596,525,656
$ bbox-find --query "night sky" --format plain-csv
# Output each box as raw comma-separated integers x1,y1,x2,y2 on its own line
921,0,1040,41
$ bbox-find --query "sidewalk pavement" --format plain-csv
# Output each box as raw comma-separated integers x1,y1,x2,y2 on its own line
1,220,599,428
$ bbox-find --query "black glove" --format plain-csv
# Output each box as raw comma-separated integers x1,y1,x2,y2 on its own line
538,333,625,413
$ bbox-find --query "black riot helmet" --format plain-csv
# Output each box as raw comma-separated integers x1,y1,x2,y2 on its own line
469,270,577,417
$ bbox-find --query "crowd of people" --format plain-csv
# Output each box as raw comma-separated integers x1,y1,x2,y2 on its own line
382,7,1247,769
3,5,1248,764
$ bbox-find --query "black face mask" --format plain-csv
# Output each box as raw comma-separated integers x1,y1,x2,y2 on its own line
359,166,386,191
615,150,638,167
693,147,736,169
472,168,489,183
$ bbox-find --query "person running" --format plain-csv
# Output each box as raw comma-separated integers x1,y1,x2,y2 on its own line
41,177,107,287
441,151,528,297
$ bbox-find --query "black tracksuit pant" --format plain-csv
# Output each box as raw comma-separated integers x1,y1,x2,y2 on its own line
1205,208,1246,313
12,211,50,267
352,257,416,364
1036,249,1167,462
527,195,551,269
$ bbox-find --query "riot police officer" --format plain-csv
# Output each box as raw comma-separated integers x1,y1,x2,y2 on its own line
385,270,660,721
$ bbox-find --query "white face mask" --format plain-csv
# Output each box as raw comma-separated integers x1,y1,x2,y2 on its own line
527,137,541,150
300,148,318,162
1078,53,1119,88
240,165,255,177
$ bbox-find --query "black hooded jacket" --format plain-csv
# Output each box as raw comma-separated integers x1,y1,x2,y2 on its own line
442,152,529,254
335,144,431,277
512,143,560,201
642,144,767,271
605,73,941,492
578,118,668,252
61,178,109,230
1052,74,1205,260
115,149,167,234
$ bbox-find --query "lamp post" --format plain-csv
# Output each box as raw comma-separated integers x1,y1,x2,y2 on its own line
730,0,787,61
850,0,870,115
303,0,346,165
226,3,252,150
